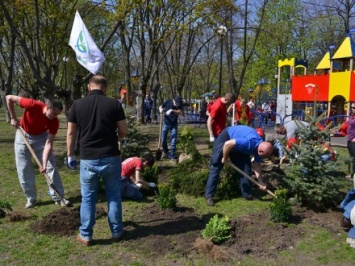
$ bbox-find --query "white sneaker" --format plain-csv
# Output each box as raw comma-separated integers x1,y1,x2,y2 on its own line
346,237,355,245
161,153,168,159
25,200,37,209
55,198,70,207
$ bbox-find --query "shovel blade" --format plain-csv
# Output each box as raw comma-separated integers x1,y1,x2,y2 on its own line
156,149,162,161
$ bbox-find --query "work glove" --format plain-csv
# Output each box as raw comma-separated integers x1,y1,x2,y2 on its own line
209,136,215,142
148,182,157,188
165,109,172,115
68,156,77,170
136,183,143,189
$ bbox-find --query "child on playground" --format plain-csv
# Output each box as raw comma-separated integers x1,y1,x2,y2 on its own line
121,153,156,201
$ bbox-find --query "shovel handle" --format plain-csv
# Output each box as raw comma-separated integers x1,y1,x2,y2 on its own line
157,112,163,149
229,162,276,198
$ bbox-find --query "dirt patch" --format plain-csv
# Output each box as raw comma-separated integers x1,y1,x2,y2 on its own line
27,149,344,263
30,199,343,262
32,206,107,236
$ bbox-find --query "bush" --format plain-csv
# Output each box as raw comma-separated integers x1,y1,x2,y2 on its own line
284,119,341,207
155,184,177,210
201,214,231,244
0,200,12,218
121,109,151,160
177,126,199,156
0,200,12,211
142,164,159,184
270,189,292,223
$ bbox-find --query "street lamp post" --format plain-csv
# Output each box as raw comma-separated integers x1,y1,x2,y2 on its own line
217,25,227,96
63,57,69,89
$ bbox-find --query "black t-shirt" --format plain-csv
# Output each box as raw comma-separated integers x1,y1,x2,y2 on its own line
161,99,183,126
67,90,126,159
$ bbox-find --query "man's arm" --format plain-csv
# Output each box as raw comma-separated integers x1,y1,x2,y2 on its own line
132,169,151,187
6,95,21,127
253,162,266,189
117,119,128,141
222,139,236,164
207,116,215,140
66,122,77,157
41,133,55,173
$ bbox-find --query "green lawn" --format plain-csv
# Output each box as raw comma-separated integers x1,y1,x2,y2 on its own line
1,109,355,265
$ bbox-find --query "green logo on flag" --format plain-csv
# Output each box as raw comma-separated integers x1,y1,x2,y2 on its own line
75,31,87,53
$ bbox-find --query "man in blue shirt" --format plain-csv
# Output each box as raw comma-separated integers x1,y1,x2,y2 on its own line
205,125,273,206
159,96,184,164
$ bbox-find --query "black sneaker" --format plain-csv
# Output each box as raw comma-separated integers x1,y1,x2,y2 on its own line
206,197,214,206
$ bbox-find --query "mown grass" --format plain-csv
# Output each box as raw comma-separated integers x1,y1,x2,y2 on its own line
0,108,355,265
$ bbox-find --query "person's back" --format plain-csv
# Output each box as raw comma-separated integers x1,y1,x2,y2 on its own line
67,75,128,246
284,120,309,139
70,92,124,158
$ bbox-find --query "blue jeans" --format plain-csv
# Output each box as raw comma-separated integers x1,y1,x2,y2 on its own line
205,130,253,199
79,156,123,241
343,199,355,238
121,178,143,201
161,123,178,159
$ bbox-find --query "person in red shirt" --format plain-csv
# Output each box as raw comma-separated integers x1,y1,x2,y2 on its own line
6,95,70,209
231,98,250,125
207,92,235,142
206,91,219,117
121,154,156,201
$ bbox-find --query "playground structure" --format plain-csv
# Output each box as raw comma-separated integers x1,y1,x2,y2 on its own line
276,34,355,127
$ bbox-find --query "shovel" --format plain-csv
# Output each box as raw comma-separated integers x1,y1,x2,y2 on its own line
17,127,71,206
155,113,163,160
228,162,276,198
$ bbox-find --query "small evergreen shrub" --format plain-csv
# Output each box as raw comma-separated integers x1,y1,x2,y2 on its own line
170,155,209,196
201,214,231,244
177,126,197,155
270,189,292,223
155,184,177,210
0,200,12,218
284,118,341,207
142,164,159,184
215,165,241,199
0,200,12,211
121,109,151,160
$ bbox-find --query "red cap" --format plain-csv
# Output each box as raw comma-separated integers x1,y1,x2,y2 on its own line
256,128,265,138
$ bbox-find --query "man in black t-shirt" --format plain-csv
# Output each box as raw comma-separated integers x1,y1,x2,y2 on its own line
159,96,184,164
67,75,128,246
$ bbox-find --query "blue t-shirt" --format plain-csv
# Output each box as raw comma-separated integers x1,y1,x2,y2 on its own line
227,125,263,162
161,99,182,126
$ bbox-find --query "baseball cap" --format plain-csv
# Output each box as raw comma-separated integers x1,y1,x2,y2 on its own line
174,96,183,107
255,128,265,140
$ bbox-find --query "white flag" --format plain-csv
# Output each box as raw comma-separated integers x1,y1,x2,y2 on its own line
69,11,105,74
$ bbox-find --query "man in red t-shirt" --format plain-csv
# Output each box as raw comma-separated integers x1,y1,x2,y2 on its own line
207,92,235,142
232,98,250,125
206,91,219,117
6,95,70,209
121,154,156,201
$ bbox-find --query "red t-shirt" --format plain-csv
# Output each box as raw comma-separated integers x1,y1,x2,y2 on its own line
121,157,143,179
234,100,250,125
19,98,59,135
209,98,227,136
207,102,214,114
